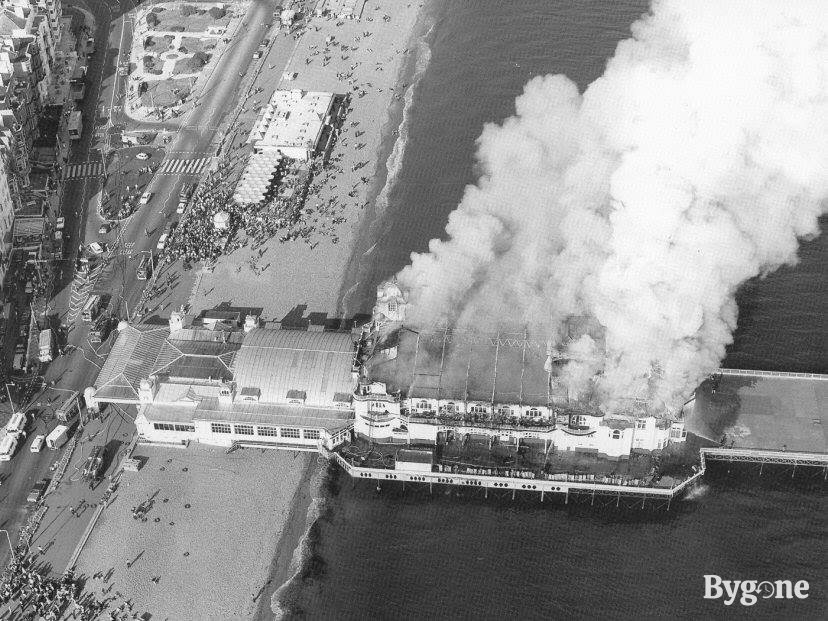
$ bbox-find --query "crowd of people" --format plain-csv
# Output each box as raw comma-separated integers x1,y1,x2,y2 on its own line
1,556,78,620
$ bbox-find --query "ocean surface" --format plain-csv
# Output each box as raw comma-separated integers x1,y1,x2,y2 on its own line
284,1,827,619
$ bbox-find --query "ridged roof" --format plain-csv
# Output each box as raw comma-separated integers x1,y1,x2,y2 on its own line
231,328,355,407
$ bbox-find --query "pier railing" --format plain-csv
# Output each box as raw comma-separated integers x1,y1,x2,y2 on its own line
701,447,828,467
717,368,828,381
328,450,704,499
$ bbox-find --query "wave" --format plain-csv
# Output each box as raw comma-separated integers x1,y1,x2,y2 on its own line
269,459,329,620
372,18,436,219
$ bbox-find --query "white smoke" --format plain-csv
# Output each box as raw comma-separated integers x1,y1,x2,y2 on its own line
395,0,828,412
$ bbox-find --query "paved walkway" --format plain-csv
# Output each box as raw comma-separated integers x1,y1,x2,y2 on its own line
687,374,827,453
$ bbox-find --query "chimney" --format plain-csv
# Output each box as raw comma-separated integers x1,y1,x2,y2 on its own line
544,340,553,373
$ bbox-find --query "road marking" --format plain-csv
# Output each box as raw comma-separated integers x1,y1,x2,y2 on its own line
64,161,104,179
157,157,211,176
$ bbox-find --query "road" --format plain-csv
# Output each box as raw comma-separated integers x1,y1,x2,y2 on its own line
0,0,284,573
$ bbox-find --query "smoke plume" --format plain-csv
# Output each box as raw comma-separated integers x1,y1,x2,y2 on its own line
395,0,828,412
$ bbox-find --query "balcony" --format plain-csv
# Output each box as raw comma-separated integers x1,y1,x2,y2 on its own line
401,409,554,432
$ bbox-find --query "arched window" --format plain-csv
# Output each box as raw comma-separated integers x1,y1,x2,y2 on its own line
497,406,512,417
528,408,541,418
612,430,621,440
444,402,456,413
416,400,429,411
469,404,488,415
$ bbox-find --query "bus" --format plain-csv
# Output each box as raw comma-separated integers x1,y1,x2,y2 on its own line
81,294,102,322
68,111,83,140
136,254,152,280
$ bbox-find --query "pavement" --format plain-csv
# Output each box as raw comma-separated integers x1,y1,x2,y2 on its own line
687,374,827,453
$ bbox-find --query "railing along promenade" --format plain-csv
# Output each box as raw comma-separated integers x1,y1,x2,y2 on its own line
716,368,828,381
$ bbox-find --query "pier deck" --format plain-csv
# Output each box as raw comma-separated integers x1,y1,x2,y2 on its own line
687,369,827,457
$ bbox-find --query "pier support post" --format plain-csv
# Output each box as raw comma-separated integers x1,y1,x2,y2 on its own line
429,482,432,494
616,492,620,508
792,465,796,478
641,496,645,509
540,490,544,503
511,489,515,501
667,497,671,511
565,488,569,505
484,487,488,499
759,462,763,476
591,489,595,506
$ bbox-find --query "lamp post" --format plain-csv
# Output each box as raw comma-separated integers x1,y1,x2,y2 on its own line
0,529,15,562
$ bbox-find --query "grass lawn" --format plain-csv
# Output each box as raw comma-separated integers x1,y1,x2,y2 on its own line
179,36,218,55
140,77,192,108
172,53,212,75
147,5,234,33
143,34,175,52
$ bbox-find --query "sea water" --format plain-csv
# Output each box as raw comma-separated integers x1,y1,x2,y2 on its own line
282,1,828,618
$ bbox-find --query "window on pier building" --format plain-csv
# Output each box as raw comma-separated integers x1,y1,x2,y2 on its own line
611,430,621,440
154,423,174,431
211,423,231,434
527,408,541,418
257,426,279,437
469,404,488,415
369,401,388,412
303,429,321,440
497,406,512,417
416,400,429,411
174,424,195,432
234,424,254,436
281,428,301,438
444,402,456,413
636,419,647,429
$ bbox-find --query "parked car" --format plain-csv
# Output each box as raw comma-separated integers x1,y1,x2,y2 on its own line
30,434,45,452
135,152,150,160
176,201,187,214
253,50,262,59
139,191,152,205
98,222,111,235
156,233,168,251
26,478,48,503
24,281,33,294
55,217,65,230
88,242,105,255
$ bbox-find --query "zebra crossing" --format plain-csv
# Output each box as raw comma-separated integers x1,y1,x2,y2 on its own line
67,263,104,323
64,161,104,179
158,157,211,176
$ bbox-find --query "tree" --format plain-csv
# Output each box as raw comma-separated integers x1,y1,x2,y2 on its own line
180,5,197,17
208,7,227,19
146,12,159,28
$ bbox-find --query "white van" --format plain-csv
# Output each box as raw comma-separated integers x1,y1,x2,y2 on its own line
5,411,27,433
139,191,152,205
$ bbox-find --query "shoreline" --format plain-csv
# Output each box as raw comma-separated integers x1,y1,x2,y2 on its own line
336,0,439,317
253,456,322,621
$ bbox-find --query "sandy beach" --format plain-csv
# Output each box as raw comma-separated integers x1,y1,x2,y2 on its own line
190,0,429,322
74,445,316,620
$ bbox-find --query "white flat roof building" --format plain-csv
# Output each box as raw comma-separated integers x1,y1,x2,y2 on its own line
247,89,334,161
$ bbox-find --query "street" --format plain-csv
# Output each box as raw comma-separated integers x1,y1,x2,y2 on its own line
0,0,287,573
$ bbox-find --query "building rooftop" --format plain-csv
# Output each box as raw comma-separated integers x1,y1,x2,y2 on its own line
248,89,333,152
364,327,563,407
231,328,356,407
95,324,358,407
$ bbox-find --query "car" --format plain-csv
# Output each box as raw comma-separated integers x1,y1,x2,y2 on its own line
253,50,262,59
30,434,45,453
15,342,25,353
176,201,187,214
18,325,27,337
156,233,168,251
139,191,152,205
98,222,111,235
55,217,65,230
135,152,150,160
24,281,33,294
88,242,105,255
26,479,48,503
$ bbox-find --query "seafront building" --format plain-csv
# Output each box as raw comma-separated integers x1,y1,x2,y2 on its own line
234,89,337,204
89,291,687,460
